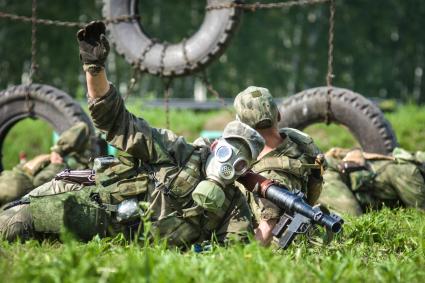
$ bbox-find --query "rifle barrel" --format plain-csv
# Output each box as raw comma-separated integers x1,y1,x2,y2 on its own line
266,185,342,233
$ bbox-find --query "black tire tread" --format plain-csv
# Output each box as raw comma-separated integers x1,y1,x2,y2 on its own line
278,87,398,154
0,84,98,171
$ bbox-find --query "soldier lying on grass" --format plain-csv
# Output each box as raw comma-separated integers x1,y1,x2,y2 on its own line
0,122,92,207
318,147,425,216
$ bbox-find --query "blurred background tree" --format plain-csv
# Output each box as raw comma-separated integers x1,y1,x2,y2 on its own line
0,0,424,103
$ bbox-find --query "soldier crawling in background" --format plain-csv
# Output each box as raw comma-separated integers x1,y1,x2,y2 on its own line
233,87,325,246
0,122,92,207
318,147,425,216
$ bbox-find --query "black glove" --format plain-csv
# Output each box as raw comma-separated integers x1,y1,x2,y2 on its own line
77,21,110,74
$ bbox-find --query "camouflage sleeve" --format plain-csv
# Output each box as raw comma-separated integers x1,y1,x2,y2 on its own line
32,163,66,187
88,84,154,162
248,192,281,222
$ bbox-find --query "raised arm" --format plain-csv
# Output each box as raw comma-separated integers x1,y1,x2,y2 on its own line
76,22,188,162
76,21,110,100
76,21,153,160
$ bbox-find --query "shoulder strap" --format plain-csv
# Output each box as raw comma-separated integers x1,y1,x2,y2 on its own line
253,156,320,177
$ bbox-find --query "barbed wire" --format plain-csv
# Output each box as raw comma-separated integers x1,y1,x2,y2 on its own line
0,0,330,28
206,0,330,11
0,11,139,28
1,0,335,117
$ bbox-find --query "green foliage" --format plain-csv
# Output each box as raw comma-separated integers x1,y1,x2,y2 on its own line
1,0,425,102
386,104,425,151
2,118,53,170
0,208,424,282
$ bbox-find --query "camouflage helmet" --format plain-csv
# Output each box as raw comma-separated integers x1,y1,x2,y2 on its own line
222,120,265,160
51,122,91,156
234,86,279,129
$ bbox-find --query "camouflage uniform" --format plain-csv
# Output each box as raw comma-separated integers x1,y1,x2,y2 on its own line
0,86,255,246
0,122,92,207
318,147,425,216
234,86,323,225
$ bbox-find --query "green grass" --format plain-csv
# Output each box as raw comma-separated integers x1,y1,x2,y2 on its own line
0,208,423,282
386,104,425,151
2,119,54,170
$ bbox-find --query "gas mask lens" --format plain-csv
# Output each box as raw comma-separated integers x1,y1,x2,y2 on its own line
216,145,233,162
233,158,248,175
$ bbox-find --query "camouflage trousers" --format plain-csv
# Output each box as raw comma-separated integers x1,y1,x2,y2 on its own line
318,161,425,216
0,179,252,245
0,169,33,207
0,163,66,207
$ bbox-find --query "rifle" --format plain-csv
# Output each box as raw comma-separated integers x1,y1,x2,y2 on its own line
238,171,344,249
55,169,96,185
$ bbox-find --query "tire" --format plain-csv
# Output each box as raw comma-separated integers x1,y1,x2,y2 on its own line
278,87,398,154
0,84,98,171
102,0,242,77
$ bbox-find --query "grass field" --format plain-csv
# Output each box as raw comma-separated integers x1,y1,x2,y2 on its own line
0,208,423,282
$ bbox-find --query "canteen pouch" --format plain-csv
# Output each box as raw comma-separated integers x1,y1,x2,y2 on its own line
151,206,203,247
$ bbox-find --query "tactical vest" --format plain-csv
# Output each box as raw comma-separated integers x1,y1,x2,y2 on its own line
252,128,323,204
29,146,231,245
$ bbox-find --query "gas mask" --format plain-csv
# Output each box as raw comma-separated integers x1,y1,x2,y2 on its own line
205,138,252,187
192,121,265,212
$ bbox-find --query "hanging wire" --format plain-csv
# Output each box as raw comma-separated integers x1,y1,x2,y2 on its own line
324,0,335,125
24,0,38,114
29,0,38,84
162,78,173,129
123,39,158,101
0,11,139,28
0,0,334,119
326,0,335,87
123,67,142,102
200,70,227,109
